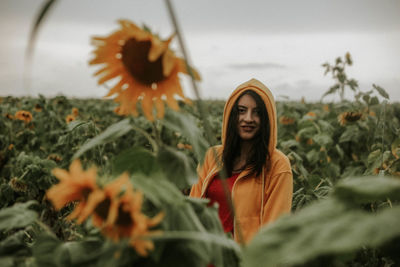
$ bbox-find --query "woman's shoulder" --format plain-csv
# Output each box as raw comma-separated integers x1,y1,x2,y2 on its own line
205,145,223,158
200,145,223,166
269,148,292,173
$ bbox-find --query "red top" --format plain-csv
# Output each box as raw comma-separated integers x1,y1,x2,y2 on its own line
206,173,240,233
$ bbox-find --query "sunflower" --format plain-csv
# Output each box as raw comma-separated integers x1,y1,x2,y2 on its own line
34,104,43,112
46,160,98,220
15,110,33,123
85,173,163,256
5,113,14,120
89,19,200,121
279,116,295,125
72,107,79,117
338,111,363,126
65,114,76,123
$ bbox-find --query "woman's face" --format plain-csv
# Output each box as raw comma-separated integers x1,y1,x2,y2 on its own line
237,94,260,141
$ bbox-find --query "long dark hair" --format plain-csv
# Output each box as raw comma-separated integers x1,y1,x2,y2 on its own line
222,90,270,177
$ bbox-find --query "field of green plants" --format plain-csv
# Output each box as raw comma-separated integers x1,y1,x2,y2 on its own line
1,86,400,266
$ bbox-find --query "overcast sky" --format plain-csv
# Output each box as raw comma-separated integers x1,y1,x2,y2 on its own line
1,0,399,102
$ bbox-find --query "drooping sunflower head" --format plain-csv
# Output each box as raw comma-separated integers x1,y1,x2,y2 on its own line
89,20,200,121
279,116,295,125
15,110,33,123
338,111,363,126
87,173,163,256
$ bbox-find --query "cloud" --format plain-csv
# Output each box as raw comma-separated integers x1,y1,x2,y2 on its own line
227,62,286,70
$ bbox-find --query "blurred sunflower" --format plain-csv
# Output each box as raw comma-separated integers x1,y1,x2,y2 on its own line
72,107,79,117
279,116,295,125
34,104,43,112
46,160,99,221
15,110,33,123
89,19,200,121
84,173,163,256
338,111,363,126
5,113,14,120
65,114,76,123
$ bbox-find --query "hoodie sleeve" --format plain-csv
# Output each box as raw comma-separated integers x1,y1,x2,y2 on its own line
261,154,293,225
189,147,215,198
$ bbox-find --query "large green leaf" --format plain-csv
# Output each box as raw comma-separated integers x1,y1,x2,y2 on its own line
242,176,400,267
55,239,104,266
130,173,184,207
313,133,333,147
0,201,38,231
157,146,197,190
0,257,13,267
333,176,400,204
73,118,132,159
32,233,60,267
373,84,389,99
339,125,361,143
112,146,160,176
162,110,209,163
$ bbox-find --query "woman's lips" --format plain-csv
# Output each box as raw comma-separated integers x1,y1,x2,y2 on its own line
241,125,255,131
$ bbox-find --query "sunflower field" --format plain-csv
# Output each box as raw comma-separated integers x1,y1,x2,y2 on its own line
1,0,400,266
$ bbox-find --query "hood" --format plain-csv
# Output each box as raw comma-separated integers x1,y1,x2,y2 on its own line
221,78,277,155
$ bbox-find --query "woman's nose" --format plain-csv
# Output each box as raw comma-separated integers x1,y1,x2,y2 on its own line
244,110,253,121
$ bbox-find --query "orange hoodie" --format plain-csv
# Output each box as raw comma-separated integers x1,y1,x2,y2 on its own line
190,78,293,243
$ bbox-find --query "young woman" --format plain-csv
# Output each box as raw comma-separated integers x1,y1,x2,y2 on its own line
190,78,293,243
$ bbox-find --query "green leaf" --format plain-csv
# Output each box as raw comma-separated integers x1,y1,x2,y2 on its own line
0,257,14,267
32,233,61,267
313,133,333,147
306,149,319,165
373,84,389,99
297,126,316,139
367,149,381,168
152,231,239,253
280,139,299,149
0,201,38,231
0,230,29,256
335,144,344,159
112,147,160,176
334,176,400,203
66,120,89,131
162,110,209,163
157,146,197,190
369,96,379,105
130,173,184,207
73,118,132,159
339,125,360,143
56,239,104,266
243,201,400,267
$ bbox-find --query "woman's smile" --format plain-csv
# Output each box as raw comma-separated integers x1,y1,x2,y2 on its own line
237,94,260,140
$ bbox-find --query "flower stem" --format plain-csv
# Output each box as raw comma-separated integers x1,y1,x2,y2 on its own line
164,0,245,246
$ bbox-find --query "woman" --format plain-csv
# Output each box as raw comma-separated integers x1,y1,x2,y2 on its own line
190,78,293,243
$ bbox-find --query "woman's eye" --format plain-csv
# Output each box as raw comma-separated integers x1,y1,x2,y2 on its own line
238,108,246,113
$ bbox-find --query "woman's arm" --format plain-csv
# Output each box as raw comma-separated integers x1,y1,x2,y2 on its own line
189,147,215,197
261,170,293,225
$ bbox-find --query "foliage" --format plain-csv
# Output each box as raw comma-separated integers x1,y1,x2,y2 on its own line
1,93,399,266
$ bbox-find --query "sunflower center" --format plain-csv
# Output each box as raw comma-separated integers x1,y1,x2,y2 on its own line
116,206,133,226
94,198,111,220
121,38,165,85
